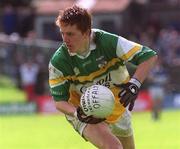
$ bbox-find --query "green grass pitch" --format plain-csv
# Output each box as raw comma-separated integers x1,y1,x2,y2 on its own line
0,75,26,102
0,76,179,148
0,110,180,149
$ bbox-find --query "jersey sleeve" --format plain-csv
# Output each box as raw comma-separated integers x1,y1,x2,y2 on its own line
49,61,70,101
116,36,157,64
94,29,156,64
129,46,157,65
116,36,143,61
48,48,72,101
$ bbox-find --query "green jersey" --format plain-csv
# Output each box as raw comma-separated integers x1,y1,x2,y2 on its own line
49,29,156,123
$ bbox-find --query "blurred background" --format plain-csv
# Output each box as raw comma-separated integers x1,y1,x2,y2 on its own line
0,0,180,149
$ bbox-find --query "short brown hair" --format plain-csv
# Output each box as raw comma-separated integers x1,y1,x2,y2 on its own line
56,5,92,33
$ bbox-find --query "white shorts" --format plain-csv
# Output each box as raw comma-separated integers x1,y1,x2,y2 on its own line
65,109,133,138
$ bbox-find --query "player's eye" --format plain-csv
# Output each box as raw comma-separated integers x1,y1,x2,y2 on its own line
67,32,74,36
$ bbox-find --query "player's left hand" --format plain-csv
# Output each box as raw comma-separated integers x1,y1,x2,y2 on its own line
75,107,105,124
115,78,141,111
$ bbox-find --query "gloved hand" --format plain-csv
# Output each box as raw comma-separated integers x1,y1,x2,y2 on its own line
74,107,105,124
115,78,141,111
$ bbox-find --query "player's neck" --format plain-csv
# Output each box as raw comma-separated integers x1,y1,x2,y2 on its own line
77,38,90,56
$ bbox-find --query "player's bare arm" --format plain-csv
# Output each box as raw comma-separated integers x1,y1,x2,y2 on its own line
117,55,157,111
55,100,105,124
133,55,158,83
55,100,76,117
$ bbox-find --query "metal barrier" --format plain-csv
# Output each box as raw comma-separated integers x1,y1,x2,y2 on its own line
0,33,60,76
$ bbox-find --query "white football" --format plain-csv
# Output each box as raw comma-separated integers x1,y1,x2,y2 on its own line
80,85,115,118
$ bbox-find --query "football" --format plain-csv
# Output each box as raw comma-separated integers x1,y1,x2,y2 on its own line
80,85,115,118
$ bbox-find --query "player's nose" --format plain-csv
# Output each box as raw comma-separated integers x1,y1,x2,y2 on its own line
63,34,70,43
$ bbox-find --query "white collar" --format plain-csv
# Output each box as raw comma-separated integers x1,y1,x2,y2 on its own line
68,30,96,58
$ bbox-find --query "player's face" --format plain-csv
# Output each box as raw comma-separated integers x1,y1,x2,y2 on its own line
60,24,90,54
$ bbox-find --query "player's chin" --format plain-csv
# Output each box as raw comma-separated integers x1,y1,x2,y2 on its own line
68,47,76,53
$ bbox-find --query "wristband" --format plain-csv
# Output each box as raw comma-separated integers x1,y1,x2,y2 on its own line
129,78,141,88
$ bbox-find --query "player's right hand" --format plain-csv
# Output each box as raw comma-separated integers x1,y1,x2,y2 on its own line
75,107,105,124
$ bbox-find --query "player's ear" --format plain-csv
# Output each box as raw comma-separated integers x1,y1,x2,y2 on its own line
84,29,91,36
88,29,91,35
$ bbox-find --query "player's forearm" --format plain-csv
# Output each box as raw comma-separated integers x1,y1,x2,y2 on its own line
55,101,76,117
133,55,158,83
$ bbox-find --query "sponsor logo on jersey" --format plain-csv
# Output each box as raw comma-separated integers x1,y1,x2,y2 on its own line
50,89,63,96
80,73,112,93
96,56,107,68
95,73,111,88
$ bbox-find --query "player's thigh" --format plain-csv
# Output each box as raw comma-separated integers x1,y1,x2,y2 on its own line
117,135,135,149
83,122,123,149
109,109,135,149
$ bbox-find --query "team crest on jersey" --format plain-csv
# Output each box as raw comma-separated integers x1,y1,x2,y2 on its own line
73,67,80,75
98,61,107,68
98,60,107,68
96,56,107,68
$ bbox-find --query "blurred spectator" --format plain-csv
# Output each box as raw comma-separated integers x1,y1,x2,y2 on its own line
156,27,180,66
148,58,169,120
35,63,47,96
139,31,154,48
2,5,18,35
17,6,35,37
19,59,39,102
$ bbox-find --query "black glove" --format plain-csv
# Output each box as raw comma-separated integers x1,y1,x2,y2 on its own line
115,78,141,111
75,107,105,124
